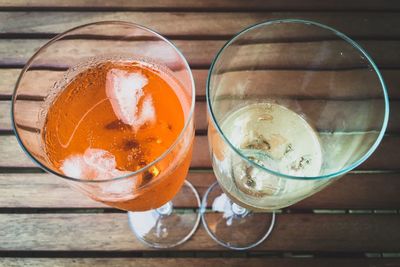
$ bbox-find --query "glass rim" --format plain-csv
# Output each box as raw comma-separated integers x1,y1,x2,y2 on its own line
206,18,390,181
11,20,196,184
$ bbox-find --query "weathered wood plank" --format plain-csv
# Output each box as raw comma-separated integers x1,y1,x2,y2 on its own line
0,1,397,260
0,172,398,210
0,69,208,98
1,69,399,99
211,69,399,99
2,100,208,133
0,258,399,267
0,39,222,68
0,134,397,170
1,39,399,69
0,0,398,11
208,99,392,132
0,213,399,251
1,12,400,38
298,172,400,210
4,99,396,133
0,134,209,168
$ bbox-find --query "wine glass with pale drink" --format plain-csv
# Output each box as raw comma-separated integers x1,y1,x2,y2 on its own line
201,19,389,250
12,21,199,248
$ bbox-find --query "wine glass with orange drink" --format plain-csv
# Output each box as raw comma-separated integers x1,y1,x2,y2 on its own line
12,22,199,248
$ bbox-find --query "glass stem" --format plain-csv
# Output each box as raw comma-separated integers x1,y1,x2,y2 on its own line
231,203,249,216
156,201,173,216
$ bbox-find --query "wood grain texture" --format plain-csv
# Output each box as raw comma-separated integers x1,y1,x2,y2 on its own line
0,213,399,251
0,0,399,11
4,99,396,133
0,39,399,69
208,99,392,132
0,258,399,267
0,39,222,68
0,172,399,210
209,69,399,99
1,69,399,99
0,69,208,98
0,134,208,168
1,101,208,132
1,12,400,38
0,1,398,259
0,134,398,169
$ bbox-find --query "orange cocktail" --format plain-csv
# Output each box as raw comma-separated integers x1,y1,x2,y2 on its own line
43,59,192,211
12,21,198,248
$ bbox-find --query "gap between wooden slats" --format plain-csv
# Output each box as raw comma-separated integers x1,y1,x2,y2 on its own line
0,0,399,12
0,258,399,267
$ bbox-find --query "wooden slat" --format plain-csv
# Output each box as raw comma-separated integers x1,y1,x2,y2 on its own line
0,213,399,251
0,258,399,267
0,1,397,261
0,39,222,68
298,172,400,209
216,42,400,70
0,134,398,169
0,172,214,209
0,172,399,210
0,69,208,98
0,102,12,131
0,134,209,168
211,69,399,99
1,69,400,99
2,100,208,133
0,0,398,11
209,99,392,132
1,39,399,69
0,173,106,208
4,99,396,133
1,12,400,38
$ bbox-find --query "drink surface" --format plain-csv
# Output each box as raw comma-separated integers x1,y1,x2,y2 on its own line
43,59,191,211
213,102,324,210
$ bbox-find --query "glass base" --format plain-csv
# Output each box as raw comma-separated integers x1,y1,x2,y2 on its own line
201,182,275,250
127,180,201,248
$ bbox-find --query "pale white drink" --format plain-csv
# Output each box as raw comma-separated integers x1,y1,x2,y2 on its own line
212,102,326,210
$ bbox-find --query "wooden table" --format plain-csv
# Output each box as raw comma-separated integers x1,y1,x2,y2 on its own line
0,1,400,266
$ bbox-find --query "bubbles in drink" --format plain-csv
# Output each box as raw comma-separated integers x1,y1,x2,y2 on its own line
44,57,185,181
213,102,324,210
42,55,192,211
